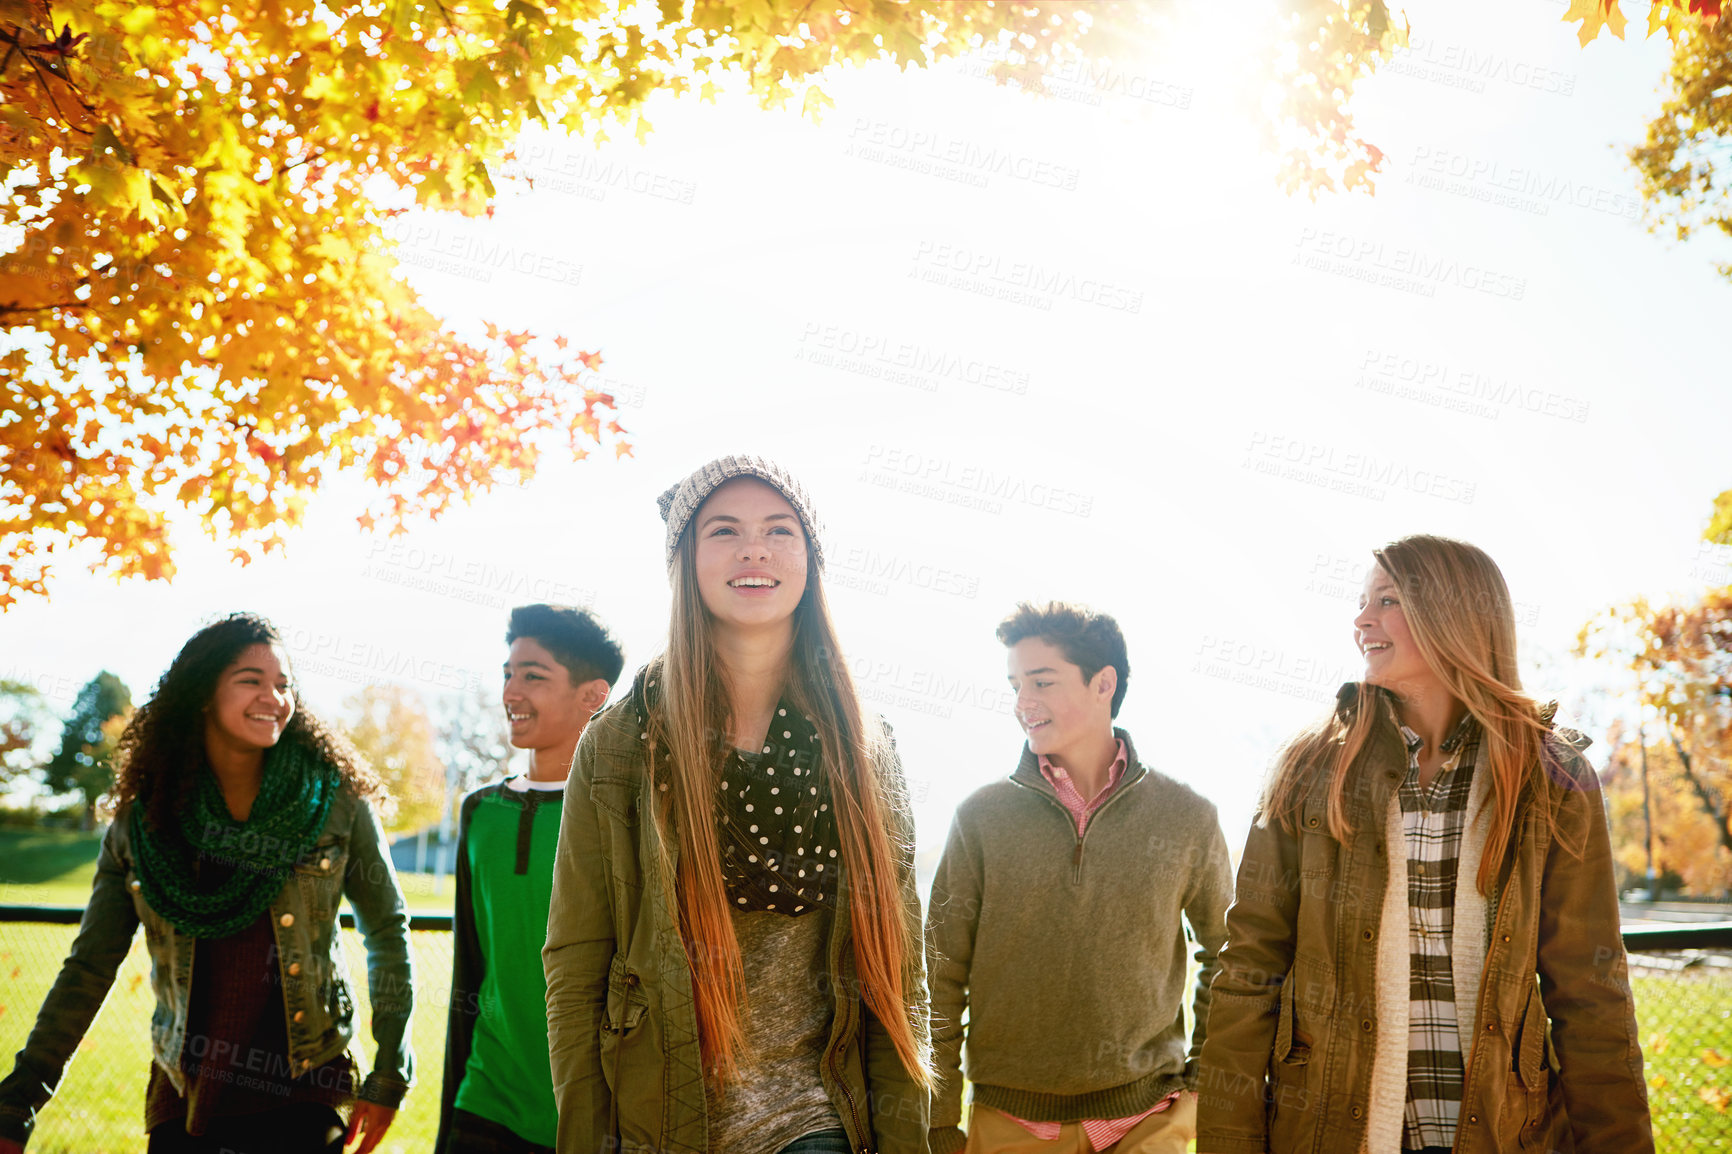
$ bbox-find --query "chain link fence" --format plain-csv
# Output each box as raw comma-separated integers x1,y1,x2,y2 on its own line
1627,930,1732,1154
1,908,1728,1152
0,911,456,1154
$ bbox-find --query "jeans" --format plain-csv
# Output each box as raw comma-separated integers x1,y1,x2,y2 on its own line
778,1128,854,1154
146,1103,345,1154
439,1107,555,1154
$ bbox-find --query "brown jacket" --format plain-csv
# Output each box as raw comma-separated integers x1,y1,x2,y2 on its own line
1197,690,1650,1154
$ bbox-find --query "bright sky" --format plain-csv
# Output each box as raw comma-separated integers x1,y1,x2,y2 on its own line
5,0,1730,858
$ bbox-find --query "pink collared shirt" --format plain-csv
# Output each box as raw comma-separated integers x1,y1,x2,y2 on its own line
1037,739,1128,838
1002,740,1182,1146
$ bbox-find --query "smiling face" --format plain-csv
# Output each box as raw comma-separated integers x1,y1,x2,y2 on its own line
502,636,597,753
204,643,295,757
1006,637,1116,768
692,476,810,633
1355,564,1444,699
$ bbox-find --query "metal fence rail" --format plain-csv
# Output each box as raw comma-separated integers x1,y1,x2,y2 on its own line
1,907,1728,1153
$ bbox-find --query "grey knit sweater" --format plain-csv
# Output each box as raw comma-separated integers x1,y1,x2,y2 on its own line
924,728,1233,1152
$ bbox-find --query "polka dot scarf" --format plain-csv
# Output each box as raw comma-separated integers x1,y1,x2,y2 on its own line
714,703,840,916
630,666,839,917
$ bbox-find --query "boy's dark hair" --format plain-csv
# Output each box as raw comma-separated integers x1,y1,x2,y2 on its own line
506,604,625,687
996,601,1130,718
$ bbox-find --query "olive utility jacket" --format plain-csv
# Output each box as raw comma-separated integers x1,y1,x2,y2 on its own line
0,789,415,1149
1196,694,1650,1154
543,696,931,1154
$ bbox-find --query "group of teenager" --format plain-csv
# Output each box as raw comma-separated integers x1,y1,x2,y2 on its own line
0,454,1651,1154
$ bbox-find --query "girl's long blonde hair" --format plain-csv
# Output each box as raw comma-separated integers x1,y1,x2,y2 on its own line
645,525,931,1087
1261,534,1568,894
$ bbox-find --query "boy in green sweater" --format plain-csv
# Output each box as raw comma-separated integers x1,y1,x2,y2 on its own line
438,604,624,1154
926,602,1233,1154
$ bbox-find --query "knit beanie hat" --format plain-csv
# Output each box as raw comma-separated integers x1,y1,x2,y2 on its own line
657,455,826,572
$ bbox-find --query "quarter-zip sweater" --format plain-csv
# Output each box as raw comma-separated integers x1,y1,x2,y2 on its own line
925,728,1233,1151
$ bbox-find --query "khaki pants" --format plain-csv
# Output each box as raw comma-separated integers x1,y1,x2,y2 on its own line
963,1094,1197,1154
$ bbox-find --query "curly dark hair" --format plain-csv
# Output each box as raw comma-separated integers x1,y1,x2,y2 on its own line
996,600,1131,718
109,612,384,833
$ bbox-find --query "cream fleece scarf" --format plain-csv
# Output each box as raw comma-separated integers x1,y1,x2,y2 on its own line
1364,759,1495,1153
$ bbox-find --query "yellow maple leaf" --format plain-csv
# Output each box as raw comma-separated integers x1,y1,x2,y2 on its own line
1704,1048,1730,1068
1563,0,1628,47
1699,1084,1732,1113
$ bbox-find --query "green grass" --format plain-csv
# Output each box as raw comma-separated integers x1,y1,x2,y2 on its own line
0,828,458,913
1633,970,1732,1151
0,920,456,1154
0,829,110,907
0,832,458,1151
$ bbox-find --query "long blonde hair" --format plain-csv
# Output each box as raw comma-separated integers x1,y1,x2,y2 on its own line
1261,534,1565,894
644,525,931,1086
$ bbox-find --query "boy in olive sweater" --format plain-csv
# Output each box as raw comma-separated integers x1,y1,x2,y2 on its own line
926,602,1233,1154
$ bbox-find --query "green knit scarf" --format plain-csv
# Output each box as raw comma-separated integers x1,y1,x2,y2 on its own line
129,740,341,939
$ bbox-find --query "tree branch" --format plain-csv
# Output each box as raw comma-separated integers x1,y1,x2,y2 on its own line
1667,722,1732,857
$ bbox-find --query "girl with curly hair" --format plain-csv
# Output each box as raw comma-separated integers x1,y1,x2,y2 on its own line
0,613,414,1154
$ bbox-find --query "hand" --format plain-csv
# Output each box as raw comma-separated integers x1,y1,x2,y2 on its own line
344,1100,396,1154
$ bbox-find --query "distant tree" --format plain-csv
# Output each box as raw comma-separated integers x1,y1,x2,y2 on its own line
43,670,132,827
1576,586,1732,894
341,684,444,833
0,678,56,789
433,684,511,805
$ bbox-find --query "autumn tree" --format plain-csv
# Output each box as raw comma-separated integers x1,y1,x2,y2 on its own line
341,683,444,834
43,669,132,827
1629,9,1732,284
433,684,511,804
5,1,1720,612
0,0,1140,608
1577,586,1732,896
0,678,56,789
1708,485,1732,546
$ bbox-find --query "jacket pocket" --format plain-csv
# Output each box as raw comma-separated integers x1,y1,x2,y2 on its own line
1273,982,1311,1066
602,953,648,1034
591,778,643,889
1297,797,1338,880
1267,979,1315,1147
293,835,349,925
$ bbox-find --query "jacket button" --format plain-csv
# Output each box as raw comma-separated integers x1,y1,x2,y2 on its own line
293,1010,305,1023
288,962,302,976
1350,1105,1363,1119
1361,1018,1374,1032
1502,933,1512,943
1306,816,1319,828
1486,1022,1497,1032
1361,929,1375,942
1468,1114,1479,1124
279,913,294,927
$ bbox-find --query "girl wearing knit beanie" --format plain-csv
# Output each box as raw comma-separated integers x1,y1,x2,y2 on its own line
545,455,932,1154
0,613,413,1154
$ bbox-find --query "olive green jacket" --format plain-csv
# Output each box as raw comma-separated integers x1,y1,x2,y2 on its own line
543,694,931,1154
1197,688,1650,1154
